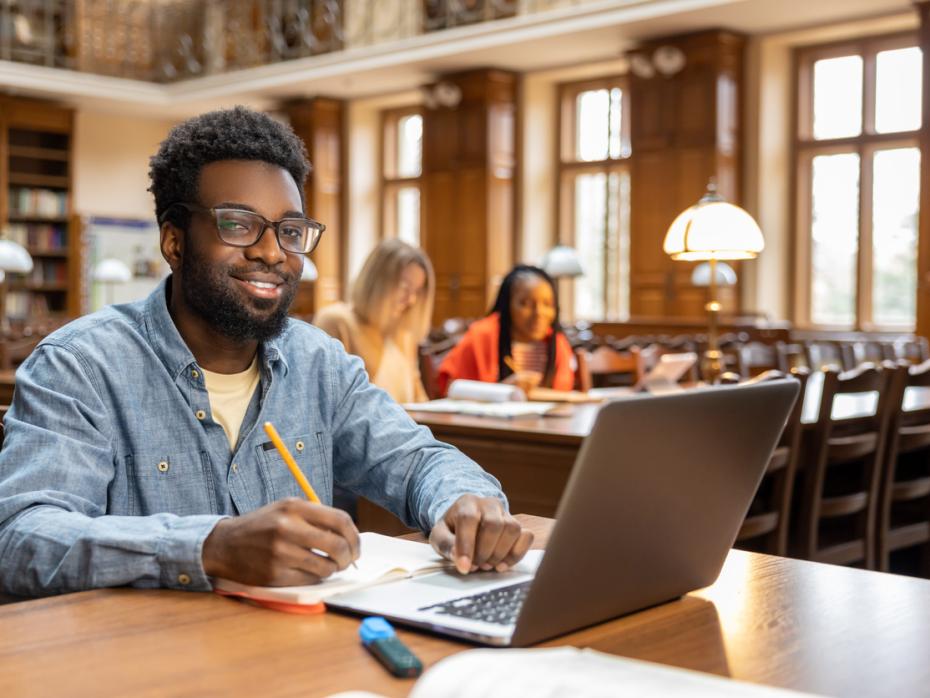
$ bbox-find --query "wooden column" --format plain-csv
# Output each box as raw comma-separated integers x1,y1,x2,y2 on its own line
628,30,745,319
916,2,930,339
282,98,345,315
421,69,516,322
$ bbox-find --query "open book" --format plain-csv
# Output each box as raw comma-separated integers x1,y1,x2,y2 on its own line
213,532,449,611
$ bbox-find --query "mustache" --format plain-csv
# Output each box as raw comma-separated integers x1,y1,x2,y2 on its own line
229,263,297,284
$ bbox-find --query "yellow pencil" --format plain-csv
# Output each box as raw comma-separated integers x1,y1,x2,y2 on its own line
263,421,357,568
263,421,321,503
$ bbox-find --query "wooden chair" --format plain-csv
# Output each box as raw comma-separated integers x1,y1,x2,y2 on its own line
738,342,780,378
418,336,458,400
735,367,810,556
804,340,848,372
575,345,644,392
893,337,930,365
795,363,897,569
876,360,930,574
776,342,809,371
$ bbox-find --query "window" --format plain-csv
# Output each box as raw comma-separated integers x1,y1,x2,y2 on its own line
381,107,423,245
795,34,921,330
557,77,631,320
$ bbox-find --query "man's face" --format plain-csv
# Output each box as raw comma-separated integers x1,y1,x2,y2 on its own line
179,160,305,342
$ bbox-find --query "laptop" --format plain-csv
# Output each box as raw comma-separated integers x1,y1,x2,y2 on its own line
328,380,799,646
588,351,698,399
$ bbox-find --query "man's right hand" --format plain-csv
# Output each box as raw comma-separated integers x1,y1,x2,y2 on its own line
202,498,360,586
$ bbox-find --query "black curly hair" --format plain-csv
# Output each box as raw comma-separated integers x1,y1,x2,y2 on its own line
488,265,562,388
148,105,311,231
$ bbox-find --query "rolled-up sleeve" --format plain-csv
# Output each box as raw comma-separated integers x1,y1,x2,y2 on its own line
327,343,507,533
0,344,223,596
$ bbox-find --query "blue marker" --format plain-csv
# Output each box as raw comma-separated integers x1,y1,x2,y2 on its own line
359,617,423,678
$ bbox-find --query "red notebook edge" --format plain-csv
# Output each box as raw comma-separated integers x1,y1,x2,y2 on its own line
214,588,327,614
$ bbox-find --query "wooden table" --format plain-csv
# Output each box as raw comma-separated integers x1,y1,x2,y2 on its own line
2,514,928,698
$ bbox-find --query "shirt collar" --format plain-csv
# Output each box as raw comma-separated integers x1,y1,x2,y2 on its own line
142,276,289,380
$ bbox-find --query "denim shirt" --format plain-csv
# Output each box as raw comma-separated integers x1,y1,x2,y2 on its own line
0,280,505,596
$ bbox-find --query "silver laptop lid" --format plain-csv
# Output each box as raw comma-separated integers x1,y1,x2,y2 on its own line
510,380,799,646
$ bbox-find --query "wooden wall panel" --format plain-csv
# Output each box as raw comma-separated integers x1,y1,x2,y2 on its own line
628,30,745,320
282,98,345,315
422,69,516,322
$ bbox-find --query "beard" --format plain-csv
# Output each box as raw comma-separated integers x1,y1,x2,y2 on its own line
180,244,298,343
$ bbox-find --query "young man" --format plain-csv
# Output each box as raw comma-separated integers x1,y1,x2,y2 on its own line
0,107,532,596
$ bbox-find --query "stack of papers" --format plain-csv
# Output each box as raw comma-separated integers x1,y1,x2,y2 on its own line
403,399,558,419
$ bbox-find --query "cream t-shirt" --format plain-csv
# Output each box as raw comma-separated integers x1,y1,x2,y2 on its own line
201,356,261,451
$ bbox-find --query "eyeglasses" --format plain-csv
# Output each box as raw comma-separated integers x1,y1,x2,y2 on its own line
167,203,325,255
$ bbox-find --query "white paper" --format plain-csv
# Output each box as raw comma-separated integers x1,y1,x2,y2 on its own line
447,380,527,402
403,399,556,419
410,647,814,698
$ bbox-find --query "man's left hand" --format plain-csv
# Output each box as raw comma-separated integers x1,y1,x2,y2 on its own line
429,495,534,574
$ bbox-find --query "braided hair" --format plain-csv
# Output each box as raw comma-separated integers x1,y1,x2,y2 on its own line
489,265,562,387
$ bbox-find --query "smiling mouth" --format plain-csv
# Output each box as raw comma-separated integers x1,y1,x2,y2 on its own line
233,275,286,300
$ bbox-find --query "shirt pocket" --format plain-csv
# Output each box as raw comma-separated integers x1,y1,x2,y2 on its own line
125,449,216,516
257,431,331,505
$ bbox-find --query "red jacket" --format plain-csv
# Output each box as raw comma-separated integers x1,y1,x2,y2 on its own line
437,313,576,397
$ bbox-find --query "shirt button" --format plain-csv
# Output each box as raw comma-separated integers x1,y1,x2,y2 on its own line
178,573,191,586
191,369,200,379
157,460,169,473
231,463,239,473
295,440,305,452
195,409,206,420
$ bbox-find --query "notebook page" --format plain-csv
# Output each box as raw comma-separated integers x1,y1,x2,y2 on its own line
213,532,448,604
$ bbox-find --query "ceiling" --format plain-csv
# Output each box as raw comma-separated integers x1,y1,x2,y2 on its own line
0,0,913,117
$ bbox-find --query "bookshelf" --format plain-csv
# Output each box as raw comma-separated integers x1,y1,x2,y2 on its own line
0,97,80,321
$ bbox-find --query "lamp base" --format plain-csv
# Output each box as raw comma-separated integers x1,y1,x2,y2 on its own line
701,349,724,385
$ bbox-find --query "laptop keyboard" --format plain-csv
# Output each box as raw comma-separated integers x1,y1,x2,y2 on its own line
418,581,531,626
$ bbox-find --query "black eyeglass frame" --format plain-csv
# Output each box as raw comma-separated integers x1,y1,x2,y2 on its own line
163,202,326,255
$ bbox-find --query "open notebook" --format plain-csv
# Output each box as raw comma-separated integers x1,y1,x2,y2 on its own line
213,532,450,613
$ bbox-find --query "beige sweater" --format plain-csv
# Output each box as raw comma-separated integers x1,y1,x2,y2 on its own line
313,302,427,404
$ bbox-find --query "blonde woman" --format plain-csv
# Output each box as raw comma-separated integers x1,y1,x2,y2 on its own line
314,239,434,403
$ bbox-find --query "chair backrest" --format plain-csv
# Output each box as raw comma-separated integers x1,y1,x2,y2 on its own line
738,342,780,378
876,359,930,571
736,367,810,555
798,363,897,568
804,340,848,372
418,336,458,400
575,345,644,392
775,341,808,371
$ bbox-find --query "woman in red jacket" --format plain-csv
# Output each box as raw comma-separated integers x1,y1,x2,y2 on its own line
437,265,575,396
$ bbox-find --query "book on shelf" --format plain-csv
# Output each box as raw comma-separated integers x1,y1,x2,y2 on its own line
8,187,68,218
5,222,67,251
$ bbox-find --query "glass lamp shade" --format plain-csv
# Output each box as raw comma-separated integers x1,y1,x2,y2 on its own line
301,257,319,282
540,245,584,278
663,192,764,261
0,240,34,274
93,258,132,283
691,261,737,287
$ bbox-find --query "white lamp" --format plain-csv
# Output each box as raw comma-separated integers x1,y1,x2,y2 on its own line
691,261,737,287
0,239,34,334
93,258,132,306
301,257,318,282
540,245,584,279
663,181,763,382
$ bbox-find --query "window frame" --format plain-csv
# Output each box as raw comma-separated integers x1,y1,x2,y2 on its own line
380,105,424,245
793,31,920,331
556,75,632,321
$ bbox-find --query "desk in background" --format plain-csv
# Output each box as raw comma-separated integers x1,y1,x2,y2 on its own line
357,405,599,533
1,514,928,698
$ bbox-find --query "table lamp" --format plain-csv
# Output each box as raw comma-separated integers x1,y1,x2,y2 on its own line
0,238,34,335
540,245,584,279
93,258,132,307
662,181,763,382
301,257,319,282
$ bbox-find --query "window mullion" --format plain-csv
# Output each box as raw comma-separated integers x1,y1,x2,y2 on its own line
858,144,875,330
